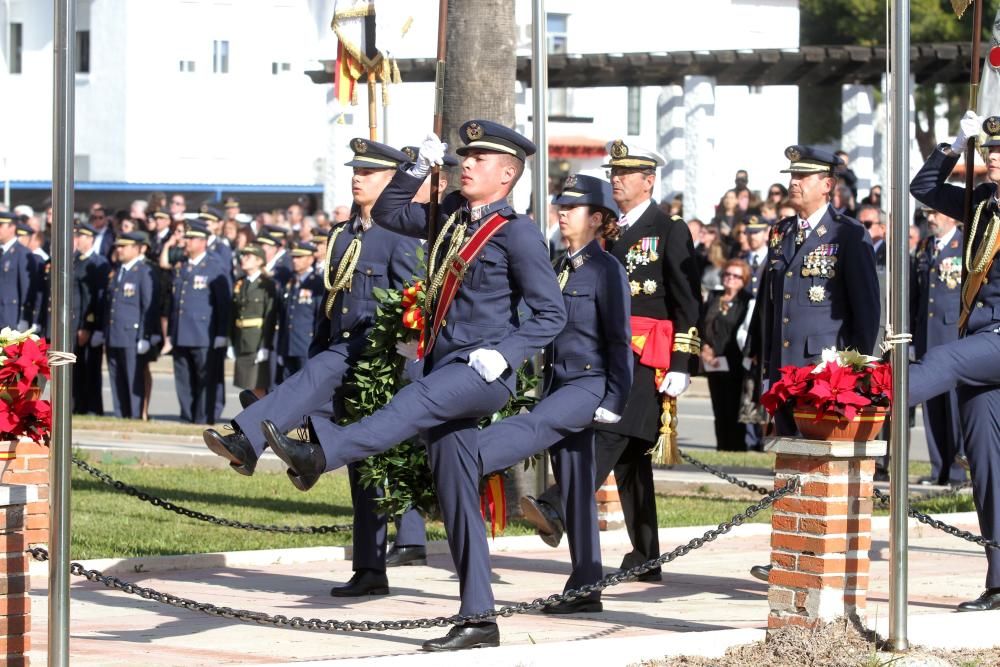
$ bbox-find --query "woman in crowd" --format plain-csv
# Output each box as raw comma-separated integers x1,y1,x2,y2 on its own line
712,189,740,235
700,258,753,451
229,245,277,400
700,225,728,295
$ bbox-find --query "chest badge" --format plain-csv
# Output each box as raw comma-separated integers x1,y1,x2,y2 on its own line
193,275,208,290
625,237,659,273
629,280,641,296
642,279,657,295
807,285,827,303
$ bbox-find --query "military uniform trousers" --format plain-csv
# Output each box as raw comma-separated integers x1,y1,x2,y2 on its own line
478,384,603,597
277,355,306,383
309,362,511,615
923,390,966,484
909,331,1000,588
347,463,427,571
173,346,224,425
73,342,104,415
107,345,145,419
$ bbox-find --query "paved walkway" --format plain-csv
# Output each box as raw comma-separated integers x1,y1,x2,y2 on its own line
26,512,999,665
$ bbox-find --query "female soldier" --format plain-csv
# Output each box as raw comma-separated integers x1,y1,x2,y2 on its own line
229,245,277,399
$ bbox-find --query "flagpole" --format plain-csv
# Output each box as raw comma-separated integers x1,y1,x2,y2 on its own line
427,0,448,248
963,0,984,284
367,71,378,141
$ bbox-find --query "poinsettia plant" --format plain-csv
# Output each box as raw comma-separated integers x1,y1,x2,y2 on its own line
0,328,52,443
761,347,892,420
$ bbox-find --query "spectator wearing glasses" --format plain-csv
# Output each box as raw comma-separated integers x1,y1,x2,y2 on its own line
88,203,116,260
766,183,788,206
700,258,753,451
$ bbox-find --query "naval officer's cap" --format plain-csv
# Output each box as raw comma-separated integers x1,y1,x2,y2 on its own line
780,145,843,174
455,120,537,162
344,139,410,169
602,140,666,170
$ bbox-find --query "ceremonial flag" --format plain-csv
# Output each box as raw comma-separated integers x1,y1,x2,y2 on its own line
330,0,413,106
977,5,1000,121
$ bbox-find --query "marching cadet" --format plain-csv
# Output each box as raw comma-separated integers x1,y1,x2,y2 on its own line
168,219,232,424
229,245,277,400
523,141,702,582
202,139,426,596
71,223,109,414
275,241,323,381
907,112,1000,611
261,122,566,651
475,174,632,614
748,145,880,583
0,212,33,331
105,231,158,419
911,208,966,486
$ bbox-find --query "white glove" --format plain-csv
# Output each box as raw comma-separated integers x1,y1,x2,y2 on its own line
16,320,28,332
226,345,236,360
136,339,150,355
277,355,285,366
407,133,447,179
594,407,621,424
658,371,691,397
468,348,508,383
89,331,105,348
255,348,269,363
951,110,982,153
213,336,228,349
395,339,420,361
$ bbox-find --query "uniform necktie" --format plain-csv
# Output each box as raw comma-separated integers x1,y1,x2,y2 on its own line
751,253,760,271
933,238,943,258
795,219,809,251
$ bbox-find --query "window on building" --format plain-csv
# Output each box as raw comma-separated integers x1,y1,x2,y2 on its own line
76,31,90,73
546,13,568,116
9,23,23,74
213,40,229,74
627,87,641,135
179,60,196,73
271,61,291,75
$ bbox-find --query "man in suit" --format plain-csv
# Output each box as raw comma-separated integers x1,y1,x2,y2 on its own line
71,223,109,414
261,122,566,651
521,141,702,584
88,203,116,260
911,208,966,485
0,212,33,332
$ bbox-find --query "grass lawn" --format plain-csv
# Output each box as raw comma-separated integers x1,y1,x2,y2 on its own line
74,415,213,437
71,456,779,559
679,449,933,479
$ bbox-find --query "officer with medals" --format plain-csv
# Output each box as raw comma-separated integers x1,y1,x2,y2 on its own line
521,140,702,582
71,222,110,414
104,231,158,419
169,219,232,424
743,215,770,299
262,121,566,651
202,206,234,284
748,145,880,582
202,139,426,596
275,241,323,382
911,208,966,486
474,174,632,614
907,112,1000,611
229,245,277,401
0,212,34,331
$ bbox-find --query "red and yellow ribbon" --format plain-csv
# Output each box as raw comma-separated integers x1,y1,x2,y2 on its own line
400,282,426,359
479,473,507,538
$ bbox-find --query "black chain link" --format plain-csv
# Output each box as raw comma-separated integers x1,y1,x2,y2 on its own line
27,477,797,632
873,488,1000,550
72,457,353,535
678,451,772,496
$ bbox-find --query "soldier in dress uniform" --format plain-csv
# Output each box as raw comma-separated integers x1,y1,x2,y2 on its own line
169,219,232,424
229,245,277,400
521,141,702,582
261,122,566,651
275,241,323,382
747,145,880,583
907,113,1000,611
261,225,293,286
0,212,33,331
104,231,158,419
71,223,110,414
14,221,48,336
743,215,769,299
475,174,632,614
223,197,241,223
201,206,234,283
202,139,426,595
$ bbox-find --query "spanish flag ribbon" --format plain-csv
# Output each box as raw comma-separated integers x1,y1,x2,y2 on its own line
401,282,426,359
629,315,680,466
479,473,507,538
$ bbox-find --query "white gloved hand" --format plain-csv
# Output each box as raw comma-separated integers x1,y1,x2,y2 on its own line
658,371,691,397
951,110,982,153
89,331,105,348
136,339,150,355
213,336,228,349
226,345,236,360
395,339,420,361
593,407,622,424
255,348,269,363
16,320,28,332
467,348,508,383
407,133,447,179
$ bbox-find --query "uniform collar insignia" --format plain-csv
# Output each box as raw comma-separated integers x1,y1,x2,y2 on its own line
950,240,959,248
815,224,827,237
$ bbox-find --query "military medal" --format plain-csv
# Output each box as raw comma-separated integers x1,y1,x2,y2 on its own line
193,275,207,290
643,279,657,295
629,280,641,296
808,285,826,303
123,282,136,298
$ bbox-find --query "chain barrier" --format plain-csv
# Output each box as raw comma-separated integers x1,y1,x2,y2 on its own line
872,488,1000,550
72,456,354,535
678,451,772,496
26,477,798,632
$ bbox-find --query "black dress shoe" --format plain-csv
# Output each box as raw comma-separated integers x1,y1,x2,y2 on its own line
750,564,772,582
421,622,499,652
330,569,389,597
238,389,259,409
261,420,326,491
542,596,603,614
385,545,427,567
203,428,258,476
957,588,1000,612
619,553,662,582
519,496,564,548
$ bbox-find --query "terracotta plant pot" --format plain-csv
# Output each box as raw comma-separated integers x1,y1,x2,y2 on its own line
792,406,889,442
0,441,17,480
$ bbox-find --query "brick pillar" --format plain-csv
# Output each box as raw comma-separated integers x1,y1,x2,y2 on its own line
596,473,624,531
1,440,48,548
766,437,886,631
0,483,37,667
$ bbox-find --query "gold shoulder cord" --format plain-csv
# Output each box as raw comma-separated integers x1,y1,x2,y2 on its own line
557,266,570,291
966,200,1000,274
423,210,467,311
323,224,364,318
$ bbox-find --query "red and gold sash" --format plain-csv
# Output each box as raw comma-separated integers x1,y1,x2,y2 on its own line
424,213,509,356
629,315,680,466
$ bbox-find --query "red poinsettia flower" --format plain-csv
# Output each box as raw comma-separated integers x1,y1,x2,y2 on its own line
805,363,871,419
779,364,817,398
0,399,19,436
867,362,893,401
0,338,50,393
